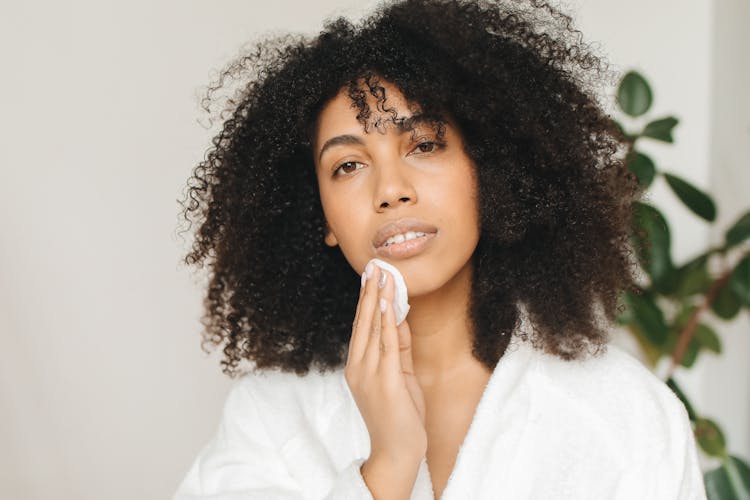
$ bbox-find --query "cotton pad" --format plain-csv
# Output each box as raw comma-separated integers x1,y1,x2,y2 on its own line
369,258,410,325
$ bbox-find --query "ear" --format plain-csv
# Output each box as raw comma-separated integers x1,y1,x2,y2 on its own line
324,223,338,247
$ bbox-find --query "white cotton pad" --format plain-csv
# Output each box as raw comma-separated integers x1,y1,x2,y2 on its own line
369,258,410,325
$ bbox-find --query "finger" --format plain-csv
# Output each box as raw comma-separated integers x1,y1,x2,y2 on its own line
397,319,416,376
376,270,401,379
351,263,380,365
346,271,368,365
363,267,387,374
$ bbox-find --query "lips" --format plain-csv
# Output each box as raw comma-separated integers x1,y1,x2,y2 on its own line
373,217,438,249
375,232,437,260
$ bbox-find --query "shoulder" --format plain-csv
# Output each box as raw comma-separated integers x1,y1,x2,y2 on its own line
530,342,692,451
228,365,346,413
222,366,348,444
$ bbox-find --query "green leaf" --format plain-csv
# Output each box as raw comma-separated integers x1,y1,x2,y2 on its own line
673,304,698,327
705,455,750,500
631,202,674,287
626,323,662,366
726,210,750,247
731,456,750,493
673,254,713,298
624,290,669,346
681,337,700,368
642,116,679,143
666,377,697,422
695,417,727,457
615,292,631,325
626,151,656,188
612,119,625,136
666,305,701,368
712,281,742,320
615,311,631,325
705,465,731,500
612,120,639,142
729,257,750,306
695,324,722,354
663,173,717,222
617,71,653,117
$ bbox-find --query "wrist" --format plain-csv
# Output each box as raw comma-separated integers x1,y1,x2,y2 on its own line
360,453,421,500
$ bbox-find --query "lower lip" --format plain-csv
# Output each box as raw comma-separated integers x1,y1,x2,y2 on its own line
375,232,437,259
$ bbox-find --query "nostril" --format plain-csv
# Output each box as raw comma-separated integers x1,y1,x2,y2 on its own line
379,197,411,209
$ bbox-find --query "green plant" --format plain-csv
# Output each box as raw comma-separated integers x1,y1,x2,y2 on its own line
614,70,750,499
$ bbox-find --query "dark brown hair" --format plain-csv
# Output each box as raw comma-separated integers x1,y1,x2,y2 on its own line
178,0,642,377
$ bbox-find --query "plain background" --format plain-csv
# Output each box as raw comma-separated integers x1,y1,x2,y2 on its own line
1,1,748,499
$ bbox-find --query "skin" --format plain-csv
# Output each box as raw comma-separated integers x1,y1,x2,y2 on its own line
313,80,492,498
313,80,486,386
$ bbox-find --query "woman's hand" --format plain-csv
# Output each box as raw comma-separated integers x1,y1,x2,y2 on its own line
345,262,427,465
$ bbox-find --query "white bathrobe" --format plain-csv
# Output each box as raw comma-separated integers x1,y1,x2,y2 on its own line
173,338,707,499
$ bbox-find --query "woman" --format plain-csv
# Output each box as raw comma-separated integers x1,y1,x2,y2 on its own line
174,0,706,498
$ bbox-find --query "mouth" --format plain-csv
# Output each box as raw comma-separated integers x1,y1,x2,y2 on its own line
372,218,439,247
374,231,437,260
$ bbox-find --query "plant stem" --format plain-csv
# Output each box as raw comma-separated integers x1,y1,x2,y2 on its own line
666,248,750,377
667,271,730,378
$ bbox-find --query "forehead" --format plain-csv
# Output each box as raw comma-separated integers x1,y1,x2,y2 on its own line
316,81,420,135
313,81,451,160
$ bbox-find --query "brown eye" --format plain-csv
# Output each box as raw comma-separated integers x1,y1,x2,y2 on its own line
333,161,364,177
416,142,437,153
412,141,445,154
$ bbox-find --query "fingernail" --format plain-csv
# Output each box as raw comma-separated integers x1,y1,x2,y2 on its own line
361,271,367,288
378,271,387,289
380,297,387,312
366,261,375,279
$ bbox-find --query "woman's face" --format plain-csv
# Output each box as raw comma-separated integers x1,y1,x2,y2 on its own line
313,80,480,297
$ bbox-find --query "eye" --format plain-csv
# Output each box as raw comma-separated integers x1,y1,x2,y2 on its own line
332,160,364,177
412,140,445,154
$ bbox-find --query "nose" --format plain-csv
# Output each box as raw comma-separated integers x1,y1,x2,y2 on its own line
372,159,417,211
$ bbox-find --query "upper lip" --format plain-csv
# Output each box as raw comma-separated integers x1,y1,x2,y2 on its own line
373,217,438,248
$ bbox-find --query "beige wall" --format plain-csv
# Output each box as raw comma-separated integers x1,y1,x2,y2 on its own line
0,1,745,499
704,0,750,464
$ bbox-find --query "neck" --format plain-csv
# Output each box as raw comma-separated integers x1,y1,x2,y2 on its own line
407,261,477,386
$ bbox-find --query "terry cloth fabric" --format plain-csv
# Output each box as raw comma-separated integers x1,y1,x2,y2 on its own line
173,338,707,500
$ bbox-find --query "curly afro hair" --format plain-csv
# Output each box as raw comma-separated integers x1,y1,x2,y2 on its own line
179,0,643,378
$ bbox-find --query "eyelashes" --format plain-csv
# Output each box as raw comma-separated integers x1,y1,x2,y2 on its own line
331,140,447,177
412,141,444,154
332,160,364,177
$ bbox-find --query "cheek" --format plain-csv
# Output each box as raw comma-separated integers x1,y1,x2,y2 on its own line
460,163,480,208
320,193,367,245
443,163,479,212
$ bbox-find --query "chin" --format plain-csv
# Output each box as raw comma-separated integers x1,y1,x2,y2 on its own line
401,273,445,299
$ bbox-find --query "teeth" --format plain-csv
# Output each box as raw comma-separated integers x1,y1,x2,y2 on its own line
383,231,428,247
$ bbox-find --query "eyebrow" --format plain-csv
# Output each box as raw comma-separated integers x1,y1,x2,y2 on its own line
316,114,440,163
317,135,365,163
